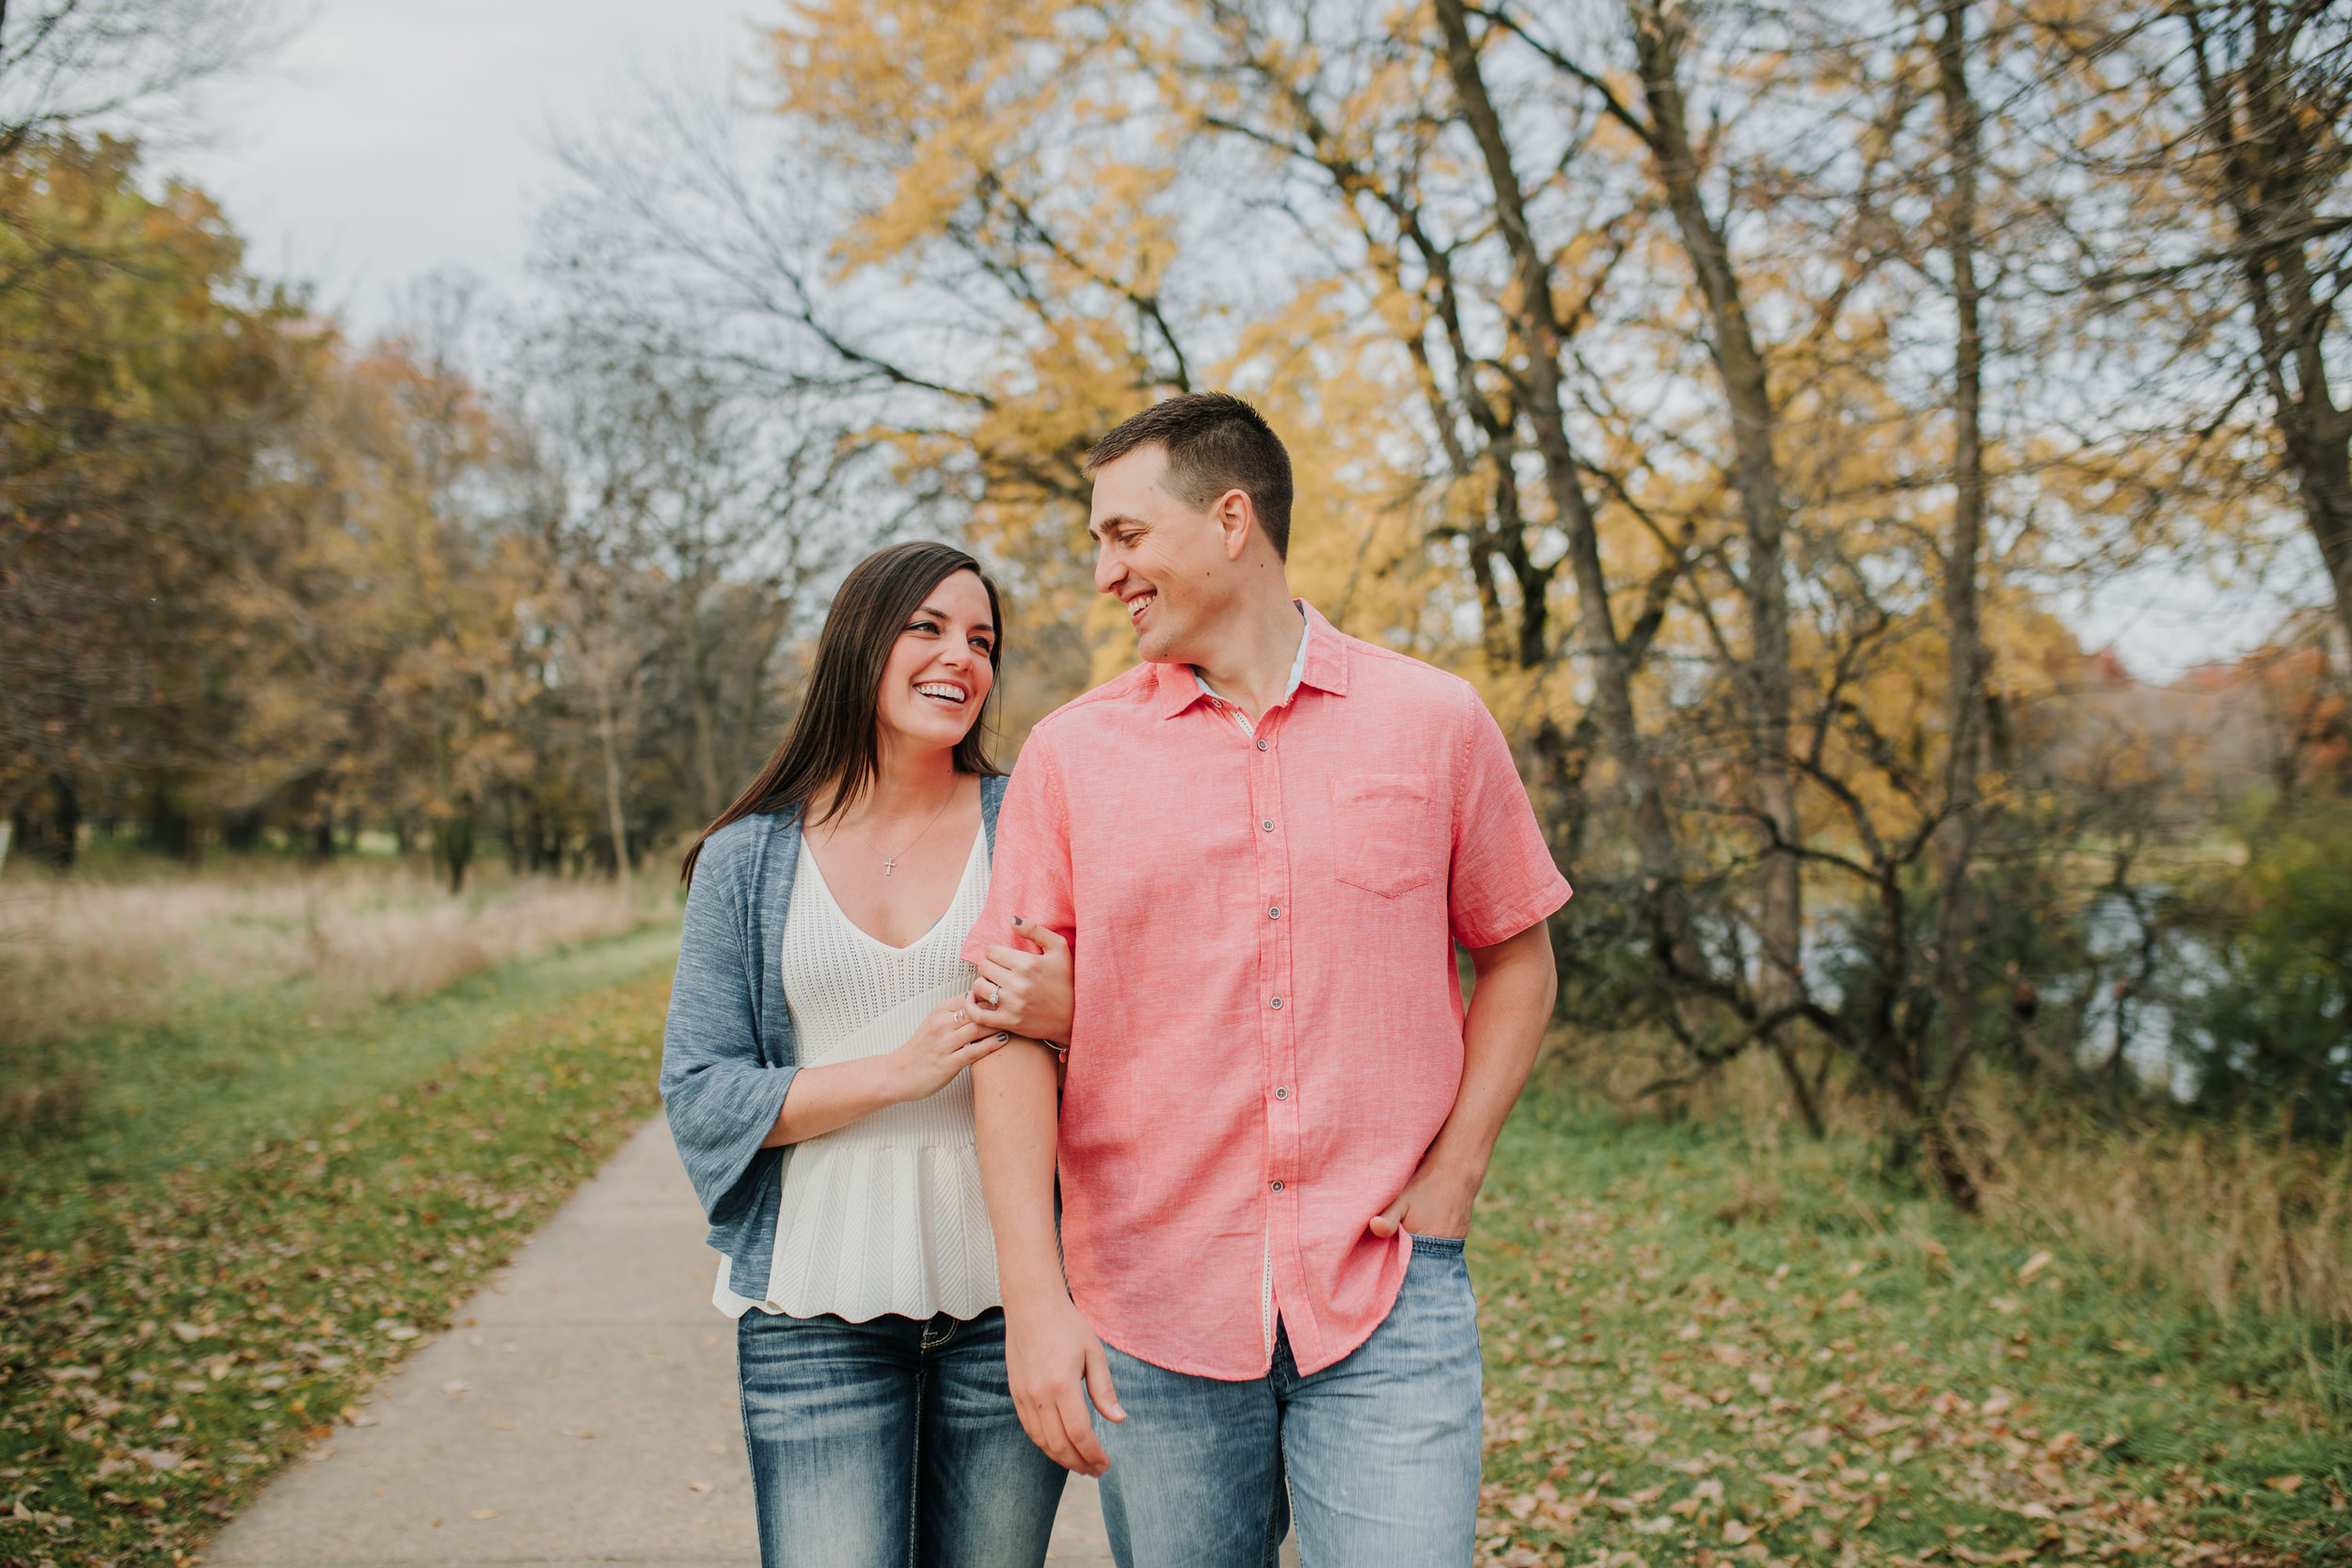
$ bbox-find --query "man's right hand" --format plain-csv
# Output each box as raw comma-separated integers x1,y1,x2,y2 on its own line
1004,1293,1123,1475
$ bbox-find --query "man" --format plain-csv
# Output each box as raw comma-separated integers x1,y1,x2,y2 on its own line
964,392,1568,1567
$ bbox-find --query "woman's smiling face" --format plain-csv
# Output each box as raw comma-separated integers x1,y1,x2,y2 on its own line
875,567,996,751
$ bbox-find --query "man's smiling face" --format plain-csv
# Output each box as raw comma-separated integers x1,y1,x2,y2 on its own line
1089,443,1236,666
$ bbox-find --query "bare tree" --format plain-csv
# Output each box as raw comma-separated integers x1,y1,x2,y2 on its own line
0,0,290,161
2057,0,2352,657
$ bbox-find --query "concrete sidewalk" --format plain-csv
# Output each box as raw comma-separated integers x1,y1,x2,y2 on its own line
207,1117,1117,1567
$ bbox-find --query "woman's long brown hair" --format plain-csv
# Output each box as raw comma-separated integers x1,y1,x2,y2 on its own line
679,542,1004,886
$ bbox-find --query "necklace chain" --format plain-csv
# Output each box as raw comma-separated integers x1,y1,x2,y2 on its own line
866,785,955,877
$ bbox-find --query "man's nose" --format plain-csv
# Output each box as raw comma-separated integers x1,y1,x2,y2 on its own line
1092,543,1120,594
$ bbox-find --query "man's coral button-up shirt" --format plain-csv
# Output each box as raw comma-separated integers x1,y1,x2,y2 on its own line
965,602,1570,1379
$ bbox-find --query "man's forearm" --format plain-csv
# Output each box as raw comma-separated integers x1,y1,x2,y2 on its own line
973,1041,1069,1308
1430,923,1558,1184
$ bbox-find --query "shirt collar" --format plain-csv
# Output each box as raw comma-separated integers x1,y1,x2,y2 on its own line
1152,600,1350,719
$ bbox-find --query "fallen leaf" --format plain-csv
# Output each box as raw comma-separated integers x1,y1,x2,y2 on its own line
470,1509,499,1520
2265,1475,2304,1495
2017,1251,2053,1284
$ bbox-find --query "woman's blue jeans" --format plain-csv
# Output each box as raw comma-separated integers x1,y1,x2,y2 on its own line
737,1305,1068,1568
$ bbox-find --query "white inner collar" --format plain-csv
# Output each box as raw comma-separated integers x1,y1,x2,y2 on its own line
1192,603,1310,712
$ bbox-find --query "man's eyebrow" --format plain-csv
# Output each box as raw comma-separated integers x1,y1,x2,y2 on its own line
1087,513,1144,541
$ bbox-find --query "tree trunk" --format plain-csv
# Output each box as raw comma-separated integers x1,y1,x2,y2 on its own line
1930,0,1990,1148
680,575,724,822
1623,0,1804,1028
1432,0,1694,971
2183,0,2352,661
595,668,634,905
48,773,83,871
437,814,474,895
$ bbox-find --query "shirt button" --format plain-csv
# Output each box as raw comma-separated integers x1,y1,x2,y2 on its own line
1269,996,1284,1009
1256,737,1268,751
1261,819,1275,832
1267,905,1281,919
1270,1180,1284,1193
1274,1086,1289,1100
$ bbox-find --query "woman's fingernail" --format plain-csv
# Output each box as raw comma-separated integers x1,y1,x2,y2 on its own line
995,1032,1009,1043
1011,914,1025,926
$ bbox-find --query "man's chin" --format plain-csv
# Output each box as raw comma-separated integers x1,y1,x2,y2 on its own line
1136,626,1189,665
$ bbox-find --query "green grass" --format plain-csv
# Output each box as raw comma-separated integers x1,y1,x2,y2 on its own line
1468,1086,2352,1567
0,926,679,1568
8,924,682,1202
9,923,2349,1568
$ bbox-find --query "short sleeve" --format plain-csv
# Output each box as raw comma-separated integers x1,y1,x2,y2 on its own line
963,736,1077,965
1446,687,1572,949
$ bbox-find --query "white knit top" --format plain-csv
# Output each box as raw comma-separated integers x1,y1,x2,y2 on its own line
711,827,1000,1323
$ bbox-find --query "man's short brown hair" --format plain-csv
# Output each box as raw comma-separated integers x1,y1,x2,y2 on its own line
1083,392,1295,560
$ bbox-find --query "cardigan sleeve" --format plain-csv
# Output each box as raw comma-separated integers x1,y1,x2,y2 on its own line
660,830,796,1230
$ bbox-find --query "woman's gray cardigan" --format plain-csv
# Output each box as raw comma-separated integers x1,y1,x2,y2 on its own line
660,774,1009,1297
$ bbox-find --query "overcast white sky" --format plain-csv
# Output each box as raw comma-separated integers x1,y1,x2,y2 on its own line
165,0,759,339
149,0,2316,678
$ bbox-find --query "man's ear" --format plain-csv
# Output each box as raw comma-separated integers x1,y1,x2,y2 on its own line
1213,488,1256,562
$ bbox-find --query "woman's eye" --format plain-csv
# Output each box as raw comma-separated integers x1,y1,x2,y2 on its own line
908,619,939,634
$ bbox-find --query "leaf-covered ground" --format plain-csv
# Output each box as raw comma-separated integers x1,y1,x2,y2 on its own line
0,932,677,1568
8,929,2347,1568
1468,1094,2352,1568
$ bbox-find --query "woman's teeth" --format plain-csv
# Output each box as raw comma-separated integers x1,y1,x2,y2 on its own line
914,683,966,705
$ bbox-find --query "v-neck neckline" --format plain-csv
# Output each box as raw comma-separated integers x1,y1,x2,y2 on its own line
798,824,983,953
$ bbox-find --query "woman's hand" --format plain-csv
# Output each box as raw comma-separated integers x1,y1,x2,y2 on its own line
767,1006,1014,1147
887,1001,1010,1103
967,916,1074,1045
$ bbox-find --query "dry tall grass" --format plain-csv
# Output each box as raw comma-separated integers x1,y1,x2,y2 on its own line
1547,1031,2352,1332
0,859,666,1052
1995,1121,2352,1330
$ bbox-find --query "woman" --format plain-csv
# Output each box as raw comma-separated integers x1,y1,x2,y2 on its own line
661,541,1072,1568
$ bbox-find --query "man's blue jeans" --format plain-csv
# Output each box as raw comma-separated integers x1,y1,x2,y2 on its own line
1091,1234,1484,1568
737,1306,1067,1568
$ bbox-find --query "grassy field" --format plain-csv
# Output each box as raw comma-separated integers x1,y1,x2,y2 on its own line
4,869,2346,1568
0,921,679,1568
1467,1082,2352,1568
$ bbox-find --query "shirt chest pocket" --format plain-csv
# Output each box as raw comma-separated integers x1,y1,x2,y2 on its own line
1327,774,1442,898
